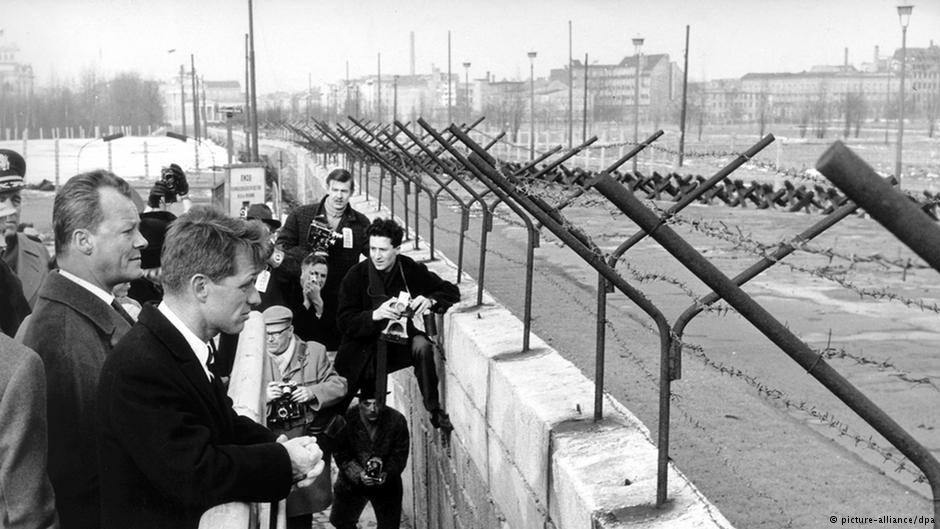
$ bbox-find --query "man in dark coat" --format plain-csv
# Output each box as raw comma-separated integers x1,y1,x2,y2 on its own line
0,259,30,337
330,390,410,529
22,170,146,529
97,207,323,529
334,217,460,429
0,334,58,529
0,148,52,308
277,168,369,350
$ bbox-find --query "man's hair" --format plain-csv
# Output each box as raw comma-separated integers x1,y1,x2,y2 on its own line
301,252,328,269
53,170,133,255
326,168,354,193
161,206,273,294
367,217,404,247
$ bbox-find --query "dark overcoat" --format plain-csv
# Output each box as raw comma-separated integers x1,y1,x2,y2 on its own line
14,232,52,308
21,271,133,529
96,304,293,529
276,196,370,350
333,254,460,388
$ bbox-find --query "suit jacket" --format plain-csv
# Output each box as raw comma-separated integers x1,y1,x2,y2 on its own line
334,254,460,384
0,334,58,529
13,232,52,308
22,271,132,529
334,404,409,485
276,197,370,350
97,304,293,529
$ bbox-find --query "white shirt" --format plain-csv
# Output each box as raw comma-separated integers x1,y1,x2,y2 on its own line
59,269,115,306
158,301,214,382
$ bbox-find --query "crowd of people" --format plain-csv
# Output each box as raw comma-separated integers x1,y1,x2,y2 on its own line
0,148,459,529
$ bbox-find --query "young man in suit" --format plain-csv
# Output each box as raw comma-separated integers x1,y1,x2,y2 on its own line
97,207,323,529
22,170,147,529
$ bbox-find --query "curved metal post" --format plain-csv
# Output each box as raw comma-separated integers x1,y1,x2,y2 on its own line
396,122,476,283
416,118,493,304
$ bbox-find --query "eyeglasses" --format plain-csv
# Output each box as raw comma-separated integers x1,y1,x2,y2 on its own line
265,327,290,341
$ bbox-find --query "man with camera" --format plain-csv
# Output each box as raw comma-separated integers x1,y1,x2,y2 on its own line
330,388,409,529
334,217,460,431
261,305,347,529
276,168,369,351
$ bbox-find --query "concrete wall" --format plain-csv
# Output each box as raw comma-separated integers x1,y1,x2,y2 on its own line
290,147,734,529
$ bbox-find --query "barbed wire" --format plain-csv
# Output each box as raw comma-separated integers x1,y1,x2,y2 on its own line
664,213,940,314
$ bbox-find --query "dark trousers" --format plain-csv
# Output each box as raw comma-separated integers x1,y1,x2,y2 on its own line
329,475,403,529
360,335,440,412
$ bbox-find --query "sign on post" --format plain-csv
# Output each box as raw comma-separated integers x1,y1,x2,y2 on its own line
225,164,266,218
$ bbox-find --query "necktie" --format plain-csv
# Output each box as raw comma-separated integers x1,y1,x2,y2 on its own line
206,340,217,378
110,299,135,326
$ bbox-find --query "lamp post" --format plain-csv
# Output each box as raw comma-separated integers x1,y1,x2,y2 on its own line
632,36,644,174
895,4,913,185
528,51,537,161
462,61,471,122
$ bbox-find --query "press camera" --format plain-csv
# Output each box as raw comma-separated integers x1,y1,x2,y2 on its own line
266,381,304,427
380,291,413,344
365,457,384,480
306,218,342,253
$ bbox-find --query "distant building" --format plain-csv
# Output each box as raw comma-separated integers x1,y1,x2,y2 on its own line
549,54,682,126
0,39,33,132
162,77,244,131
697,44,940,126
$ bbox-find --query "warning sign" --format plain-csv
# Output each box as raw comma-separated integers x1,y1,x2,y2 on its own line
226,165,266,217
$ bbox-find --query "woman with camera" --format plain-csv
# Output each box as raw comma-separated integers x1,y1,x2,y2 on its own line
261,305,347,529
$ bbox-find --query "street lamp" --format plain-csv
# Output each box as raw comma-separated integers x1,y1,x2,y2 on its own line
632,36,644,174
462,61,471,122
895,4,913,185
528,51,537,161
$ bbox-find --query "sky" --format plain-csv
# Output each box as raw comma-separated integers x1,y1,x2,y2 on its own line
4,0,940,94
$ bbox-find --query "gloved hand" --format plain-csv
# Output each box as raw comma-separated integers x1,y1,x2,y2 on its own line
147,180,170,209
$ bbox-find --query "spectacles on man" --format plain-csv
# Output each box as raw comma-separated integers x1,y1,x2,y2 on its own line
265,326,290,342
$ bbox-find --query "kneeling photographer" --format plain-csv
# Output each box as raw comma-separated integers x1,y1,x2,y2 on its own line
262,305,348,529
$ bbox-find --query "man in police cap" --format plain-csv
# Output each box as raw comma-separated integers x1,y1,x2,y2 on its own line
0,148,52,308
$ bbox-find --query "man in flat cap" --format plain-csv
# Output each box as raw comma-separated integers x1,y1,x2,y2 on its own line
0,148,52,308
262,305,347,529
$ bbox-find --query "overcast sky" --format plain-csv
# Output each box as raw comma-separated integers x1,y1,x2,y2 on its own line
5,0,939,93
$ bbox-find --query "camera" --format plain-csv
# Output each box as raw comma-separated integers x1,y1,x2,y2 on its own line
159,163,188,204
266,381,305,427
306,217,341,253
381,291,412,344
364,457,383,480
